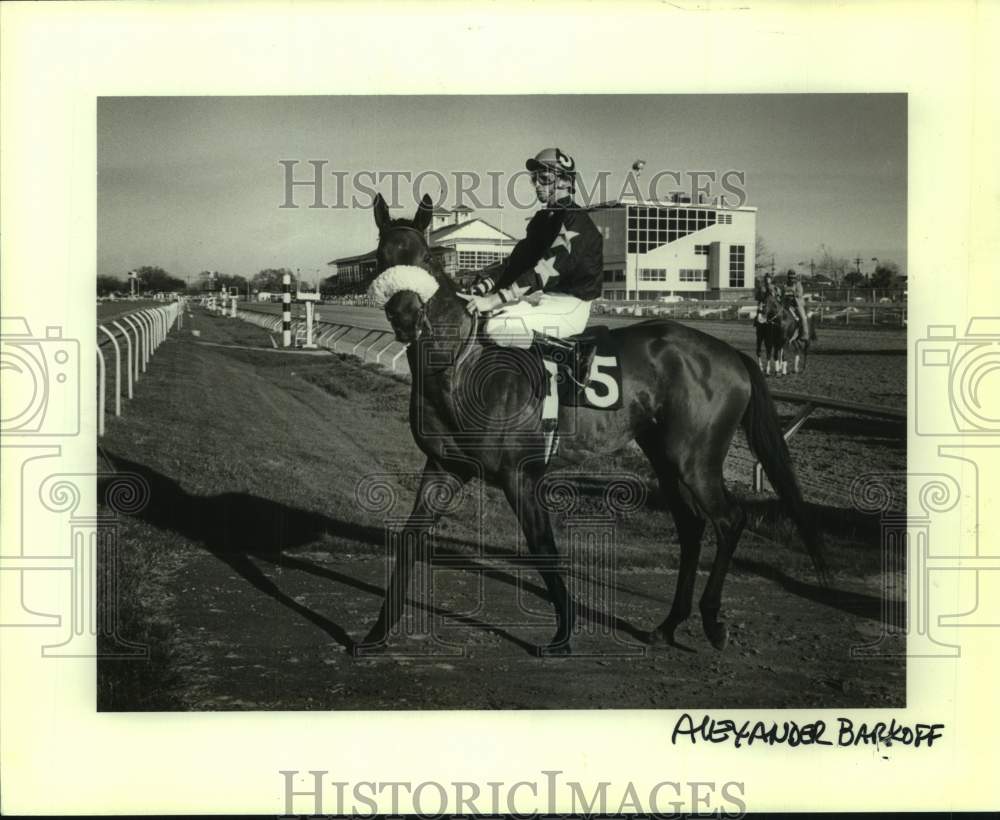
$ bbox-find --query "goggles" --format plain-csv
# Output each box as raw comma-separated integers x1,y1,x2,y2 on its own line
530,170,560,186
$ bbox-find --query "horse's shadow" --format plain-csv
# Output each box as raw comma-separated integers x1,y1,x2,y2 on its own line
99,454,897,657
98,454,653,655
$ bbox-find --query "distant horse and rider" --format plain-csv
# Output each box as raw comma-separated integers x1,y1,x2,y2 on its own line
357,149,827,657
754,271,817,376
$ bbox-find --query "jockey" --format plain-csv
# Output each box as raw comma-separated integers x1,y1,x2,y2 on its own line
783,269,810,338
458,147,604,383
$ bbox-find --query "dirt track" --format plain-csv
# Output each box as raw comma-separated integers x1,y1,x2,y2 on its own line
97,309,905,711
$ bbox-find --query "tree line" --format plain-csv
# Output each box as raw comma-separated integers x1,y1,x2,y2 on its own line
755,238,904,289
97,266,340,296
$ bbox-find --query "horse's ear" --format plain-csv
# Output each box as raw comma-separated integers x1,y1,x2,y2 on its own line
413,194,433,233
374,193,391,233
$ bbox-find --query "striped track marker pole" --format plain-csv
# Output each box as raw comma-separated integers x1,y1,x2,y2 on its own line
282,273,292,347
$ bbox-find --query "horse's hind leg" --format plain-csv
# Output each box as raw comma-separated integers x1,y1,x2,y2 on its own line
653,483,706,646
685,475,747,650
636,432,706,646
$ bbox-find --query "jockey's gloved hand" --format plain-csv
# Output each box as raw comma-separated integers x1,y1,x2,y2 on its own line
457,292,503,315
469,276,495,296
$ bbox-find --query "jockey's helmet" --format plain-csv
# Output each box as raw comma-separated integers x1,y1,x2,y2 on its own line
787,270,797,280
526,147,577,180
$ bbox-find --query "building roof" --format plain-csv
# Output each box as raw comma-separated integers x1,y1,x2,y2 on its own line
432,206,451,215
430,217,515,244
586,198,757,212
328,217,515,267
450,204,474,213
327,248,377,266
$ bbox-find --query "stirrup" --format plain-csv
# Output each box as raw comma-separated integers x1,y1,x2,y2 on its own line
534,334,592,389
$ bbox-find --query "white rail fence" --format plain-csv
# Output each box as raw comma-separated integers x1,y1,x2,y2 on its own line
233,308,410,373
96,301,185,436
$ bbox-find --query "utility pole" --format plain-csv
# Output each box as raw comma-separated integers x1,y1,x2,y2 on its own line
630,159,645,302
853,256,863,276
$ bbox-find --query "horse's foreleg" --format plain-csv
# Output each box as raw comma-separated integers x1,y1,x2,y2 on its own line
502,471,574,656
357,459,457,653
794,352,801,374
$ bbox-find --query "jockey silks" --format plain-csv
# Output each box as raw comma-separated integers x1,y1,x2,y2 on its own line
491,197,604,303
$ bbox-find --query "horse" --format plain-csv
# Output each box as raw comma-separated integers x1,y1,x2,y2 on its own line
360,193,826,656
755,290,816,376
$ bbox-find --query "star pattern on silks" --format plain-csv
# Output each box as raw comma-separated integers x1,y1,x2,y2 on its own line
550,224,579,253
534,256,560,288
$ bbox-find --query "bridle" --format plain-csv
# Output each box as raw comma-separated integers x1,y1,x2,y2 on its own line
379,224,478,374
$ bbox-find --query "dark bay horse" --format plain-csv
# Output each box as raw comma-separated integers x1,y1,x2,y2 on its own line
755,291,816,376
361,193,826,656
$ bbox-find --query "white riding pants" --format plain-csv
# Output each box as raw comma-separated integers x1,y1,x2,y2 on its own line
483,293,592,348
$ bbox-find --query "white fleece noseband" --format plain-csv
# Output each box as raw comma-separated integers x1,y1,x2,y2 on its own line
367,265,440,307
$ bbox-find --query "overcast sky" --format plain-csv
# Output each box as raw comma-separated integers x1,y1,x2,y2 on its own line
98,94,906,285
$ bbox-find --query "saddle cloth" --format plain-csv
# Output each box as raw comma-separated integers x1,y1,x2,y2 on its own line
544,325,623,411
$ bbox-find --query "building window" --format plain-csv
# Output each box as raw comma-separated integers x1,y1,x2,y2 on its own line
694,244,710,255
639,268,668,282
728,245,745,288
456,250,509,270
679,269,708,283
603,269,625,283
717,213,733,224
627,206,716,254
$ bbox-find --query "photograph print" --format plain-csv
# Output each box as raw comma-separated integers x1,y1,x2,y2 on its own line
95,94,907,711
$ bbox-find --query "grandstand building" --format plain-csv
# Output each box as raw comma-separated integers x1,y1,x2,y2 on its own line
328,205,516,291
328,198,756,300
588,197,757,300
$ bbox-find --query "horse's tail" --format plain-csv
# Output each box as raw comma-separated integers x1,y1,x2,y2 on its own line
738,353,828,585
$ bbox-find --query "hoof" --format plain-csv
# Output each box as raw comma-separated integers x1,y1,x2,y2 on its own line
643,628,669,646
705,622,729,651
643,622,679,647
537,640,572,657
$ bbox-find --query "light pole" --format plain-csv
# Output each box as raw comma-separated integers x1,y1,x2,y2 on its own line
630,159,645,302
